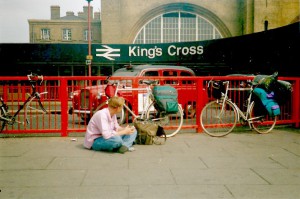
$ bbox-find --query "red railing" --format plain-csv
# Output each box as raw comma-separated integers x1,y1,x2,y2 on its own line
0,76,299,136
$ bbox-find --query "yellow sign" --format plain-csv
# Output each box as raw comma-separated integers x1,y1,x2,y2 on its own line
86,55,93,60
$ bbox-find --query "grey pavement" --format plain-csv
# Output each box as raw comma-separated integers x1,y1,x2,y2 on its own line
0,127,300,199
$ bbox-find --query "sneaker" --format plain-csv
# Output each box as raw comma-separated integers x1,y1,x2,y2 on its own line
128,147,135,152
117,145,128,154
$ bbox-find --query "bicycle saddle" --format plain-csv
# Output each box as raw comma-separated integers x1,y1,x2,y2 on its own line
142,80,158,85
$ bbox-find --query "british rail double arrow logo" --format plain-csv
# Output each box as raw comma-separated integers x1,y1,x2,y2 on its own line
96,45,121,60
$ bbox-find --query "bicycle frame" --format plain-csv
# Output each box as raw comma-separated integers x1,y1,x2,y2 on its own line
110,81,155,120
106,81,156,119
218,81,255,127
103,78,184,137
0,73,47,128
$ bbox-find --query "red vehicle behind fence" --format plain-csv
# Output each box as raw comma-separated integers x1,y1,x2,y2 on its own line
69,64,208,122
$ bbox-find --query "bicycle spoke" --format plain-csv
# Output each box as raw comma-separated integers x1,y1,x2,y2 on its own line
250,102,276,134
24,94,48,128
146,102,183,138
200,100,237,137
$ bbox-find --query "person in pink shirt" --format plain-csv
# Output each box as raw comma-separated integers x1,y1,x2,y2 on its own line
84,96,137,154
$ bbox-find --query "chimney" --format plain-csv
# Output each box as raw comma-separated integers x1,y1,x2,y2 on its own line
51,5,60,19
78,11,85,19
90,6,93,20
66,11,74,16
83,6,88,19
83,6,93,20
94,12,101,21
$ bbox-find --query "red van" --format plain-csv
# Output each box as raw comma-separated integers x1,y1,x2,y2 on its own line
70,64,205,122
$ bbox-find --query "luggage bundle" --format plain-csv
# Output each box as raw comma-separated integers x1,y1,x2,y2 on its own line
211,81,225,99
152,85,178,114
252,72,292,117
133,119,166,145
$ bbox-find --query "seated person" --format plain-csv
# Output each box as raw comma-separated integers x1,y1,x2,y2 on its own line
84,96,137,154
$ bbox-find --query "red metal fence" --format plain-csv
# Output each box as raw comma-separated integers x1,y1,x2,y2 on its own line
1,76,299,136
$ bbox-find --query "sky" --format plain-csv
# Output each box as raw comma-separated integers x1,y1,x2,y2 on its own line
0,0,101,43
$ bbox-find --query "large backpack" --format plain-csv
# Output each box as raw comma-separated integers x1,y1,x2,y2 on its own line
253,87,280,117
152,86,178,113
252,72,292,105
133,119,166,145
252,72,278,92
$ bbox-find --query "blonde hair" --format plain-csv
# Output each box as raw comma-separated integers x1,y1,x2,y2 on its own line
108,96,125,108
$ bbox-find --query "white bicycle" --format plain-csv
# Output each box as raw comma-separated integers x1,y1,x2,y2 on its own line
200,80,277,137
94,78,184,138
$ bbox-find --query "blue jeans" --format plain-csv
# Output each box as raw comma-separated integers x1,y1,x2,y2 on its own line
91,130,137,152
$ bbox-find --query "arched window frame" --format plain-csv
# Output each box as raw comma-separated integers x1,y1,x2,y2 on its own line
134,11,222,44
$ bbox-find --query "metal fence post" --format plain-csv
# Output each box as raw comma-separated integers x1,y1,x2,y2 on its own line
60,78,68,136
196,78,207,133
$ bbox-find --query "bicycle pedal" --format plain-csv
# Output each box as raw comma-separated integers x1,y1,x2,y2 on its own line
160,116,169,125
240,118,247,126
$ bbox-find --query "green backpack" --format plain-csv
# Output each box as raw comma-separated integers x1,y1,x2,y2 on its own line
152,86,178,113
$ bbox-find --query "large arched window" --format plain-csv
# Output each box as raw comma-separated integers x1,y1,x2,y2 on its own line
134,11,222,44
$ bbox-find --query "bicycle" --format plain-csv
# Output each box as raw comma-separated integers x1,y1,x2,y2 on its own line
200,80,277,137
94,77,184,138
0,73,48,132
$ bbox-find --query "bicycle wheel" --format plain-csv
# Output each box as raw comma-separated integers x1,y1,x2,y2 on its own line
145,101,183,137
94,101,125,124
0,118,7,133
0,106,8,132
200,100,237,137
24,93,48,127
249,102,276,134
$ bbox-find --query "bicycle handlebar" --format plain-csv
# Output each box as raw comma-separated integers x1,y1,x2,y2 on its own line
208,80,252,89
105,75,158,87
27,73,43,84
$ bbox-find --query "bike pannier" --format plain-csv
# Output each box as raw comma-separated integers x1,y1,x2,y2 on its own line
152,86,178,113
211,81,225,99
133,120,166,145
253,88,280,117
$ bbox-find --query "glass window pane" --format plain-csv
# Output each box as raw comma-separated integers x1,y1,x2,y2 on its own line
180,12,196,41
163,12,179,43
144,71,159,76
62,29,72,41
197,17,222,40
135,28,144,44
163,71,177,76
144,16,161,43
84,30,93,41
41,29,50,40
